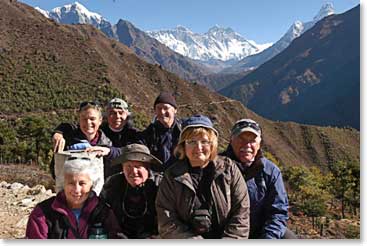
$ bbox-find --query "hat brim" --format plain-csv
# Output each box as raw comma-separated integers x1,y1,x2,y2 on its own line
111,152,162,166
180,124,218,139
233,127,261,137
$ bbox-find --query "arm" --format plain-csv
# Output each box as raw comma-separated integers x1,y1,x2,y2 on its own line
25,206,49,239
261,170,289,239
52,123,78,152
155,173,203,239
222,163,250,239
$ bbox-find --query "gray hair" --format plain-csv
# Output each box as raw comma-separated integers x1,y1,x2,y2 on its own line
64,157,99,188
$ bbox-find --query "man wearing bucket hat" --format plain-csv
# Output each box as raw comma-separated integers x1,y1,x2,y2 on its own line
221,118,296,239
156,115,250,239
100,144,163,239
137,92,181,172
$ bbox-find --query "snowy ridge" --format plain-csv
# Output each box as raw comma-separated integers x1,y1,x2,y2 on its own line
147,25,272,62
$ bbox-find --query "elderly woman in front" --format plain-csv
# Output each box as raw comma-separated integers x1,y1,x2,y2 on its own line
26,156,122,239
155,115,250,239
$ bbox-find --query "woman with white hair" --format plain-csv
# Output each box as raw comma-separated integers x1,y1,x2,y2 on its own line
26,156,123,239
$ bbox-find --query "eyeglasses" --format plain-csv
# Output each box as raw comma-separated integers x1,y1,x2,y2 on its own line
233,120,261,132
79,101,101,111
185,140,212,147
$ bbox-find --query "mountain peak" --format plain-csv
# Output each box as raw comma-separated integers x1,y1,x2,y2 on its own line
50,1,105,24
313,2,334,22
175,25,191,32
207,25,235,34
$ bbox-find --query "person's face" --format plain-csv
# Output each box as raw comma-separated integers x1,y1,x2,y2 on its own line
107,108,128,130
123,161,150,187
185,133,212,168
79,108,102,138
154,103,177,128
64,173,93,209
231,131,261,165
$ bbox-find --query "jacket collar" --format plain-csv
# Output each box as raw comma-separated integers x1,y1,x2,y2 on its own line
172,157,226,192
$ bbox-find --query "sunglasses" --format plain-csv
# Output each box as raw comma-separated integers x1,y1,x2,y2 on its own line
109,101,128,109
233,120,261,132
66,156,92,162
79,101,101,111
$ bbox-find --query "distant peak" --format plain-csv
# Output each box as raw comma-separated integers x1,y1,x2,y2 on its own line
208,25,234,34
176,25,191,32
313,2,335,22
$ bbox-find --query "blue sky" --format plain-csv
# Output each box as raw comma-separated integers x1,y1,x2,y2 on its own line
19,0,359,44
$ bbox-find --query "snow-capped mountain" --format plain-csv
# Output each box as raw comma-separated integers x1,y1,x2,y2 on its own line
147,25,272,62
222,2,335,73
36,2,116,39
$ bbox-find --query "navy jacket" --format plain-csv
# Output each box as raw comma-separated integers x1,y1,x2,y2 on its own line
221,146,289,239
137,119,181,171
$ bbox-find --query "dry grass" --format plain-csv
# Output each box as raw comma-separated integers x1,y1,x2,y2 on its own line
0,164,55,191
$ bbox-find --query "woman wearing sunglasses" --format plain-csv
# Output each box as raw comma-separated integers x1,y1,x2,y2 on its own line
155,115,250,239
50,101,112,179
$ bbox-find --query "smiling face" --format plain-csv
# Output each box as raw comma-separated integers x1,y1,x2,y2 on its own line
154,103,177,128
79,107,102,140
107,108,128,130
64,173,93,209
185,133,212,168
122,161,150,187
231,131,261,165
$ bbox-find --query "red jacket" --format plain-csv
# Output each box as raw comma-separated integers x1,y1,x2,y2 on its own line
26,191,122,239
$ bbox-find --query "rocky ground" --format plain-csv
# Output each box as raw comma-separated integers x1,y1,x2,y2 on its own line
0,181,54,239
0,164,360,239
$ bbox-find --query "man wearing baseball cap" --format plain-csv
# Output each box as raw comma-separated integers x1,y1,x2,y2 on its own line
137,92,181,172
100,144,162,239
221,119,297,239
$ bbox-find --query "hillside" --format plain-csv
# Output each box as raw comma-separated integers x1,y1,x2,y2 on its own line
220,6,360,130
0,0,359,171
0,0,360,239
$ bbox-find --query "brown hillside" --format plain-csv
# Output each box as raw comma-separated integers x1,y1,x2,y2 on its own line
0,0,359,171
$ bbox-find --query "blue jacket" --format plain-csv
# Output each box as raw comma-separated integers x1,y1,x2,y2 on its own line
221,146,289,239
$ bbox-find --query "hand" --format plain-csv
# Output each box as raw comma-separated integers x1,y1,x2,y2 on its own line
52,133,65,153
85,146,111,157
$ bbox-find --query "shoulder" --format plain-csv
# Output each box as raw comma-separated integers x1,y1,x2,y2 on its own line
261,157,282,176
98,130,112,146
103,173,124,192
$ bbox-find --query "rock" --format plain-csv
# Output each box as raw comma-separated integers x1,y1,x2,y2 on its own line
15,216,29,228
27,185,46,195
10,182,24,190
0,181,8,188
20,198,34,207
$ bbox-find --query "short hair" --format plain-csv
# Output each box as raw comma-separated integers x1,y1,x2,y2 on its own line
174,127,218,161
64,157,98,189
79,104,103,119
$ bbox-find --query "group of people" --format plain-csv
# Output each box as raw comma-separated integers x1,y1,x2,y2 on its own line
25,92,297,239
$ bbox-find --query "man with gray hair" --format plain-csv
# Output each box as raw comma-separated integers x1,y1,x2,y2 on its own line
100,143,162,239
221,119,296,239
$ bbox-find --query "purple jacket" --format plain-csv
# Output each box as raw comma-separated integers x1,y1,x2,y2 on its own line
26,191,122,239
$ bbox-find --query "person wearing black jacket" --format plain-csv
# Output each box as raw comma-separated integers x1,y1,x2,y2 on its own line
137,92,181,171
100,144,163,239
100,98,140,176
